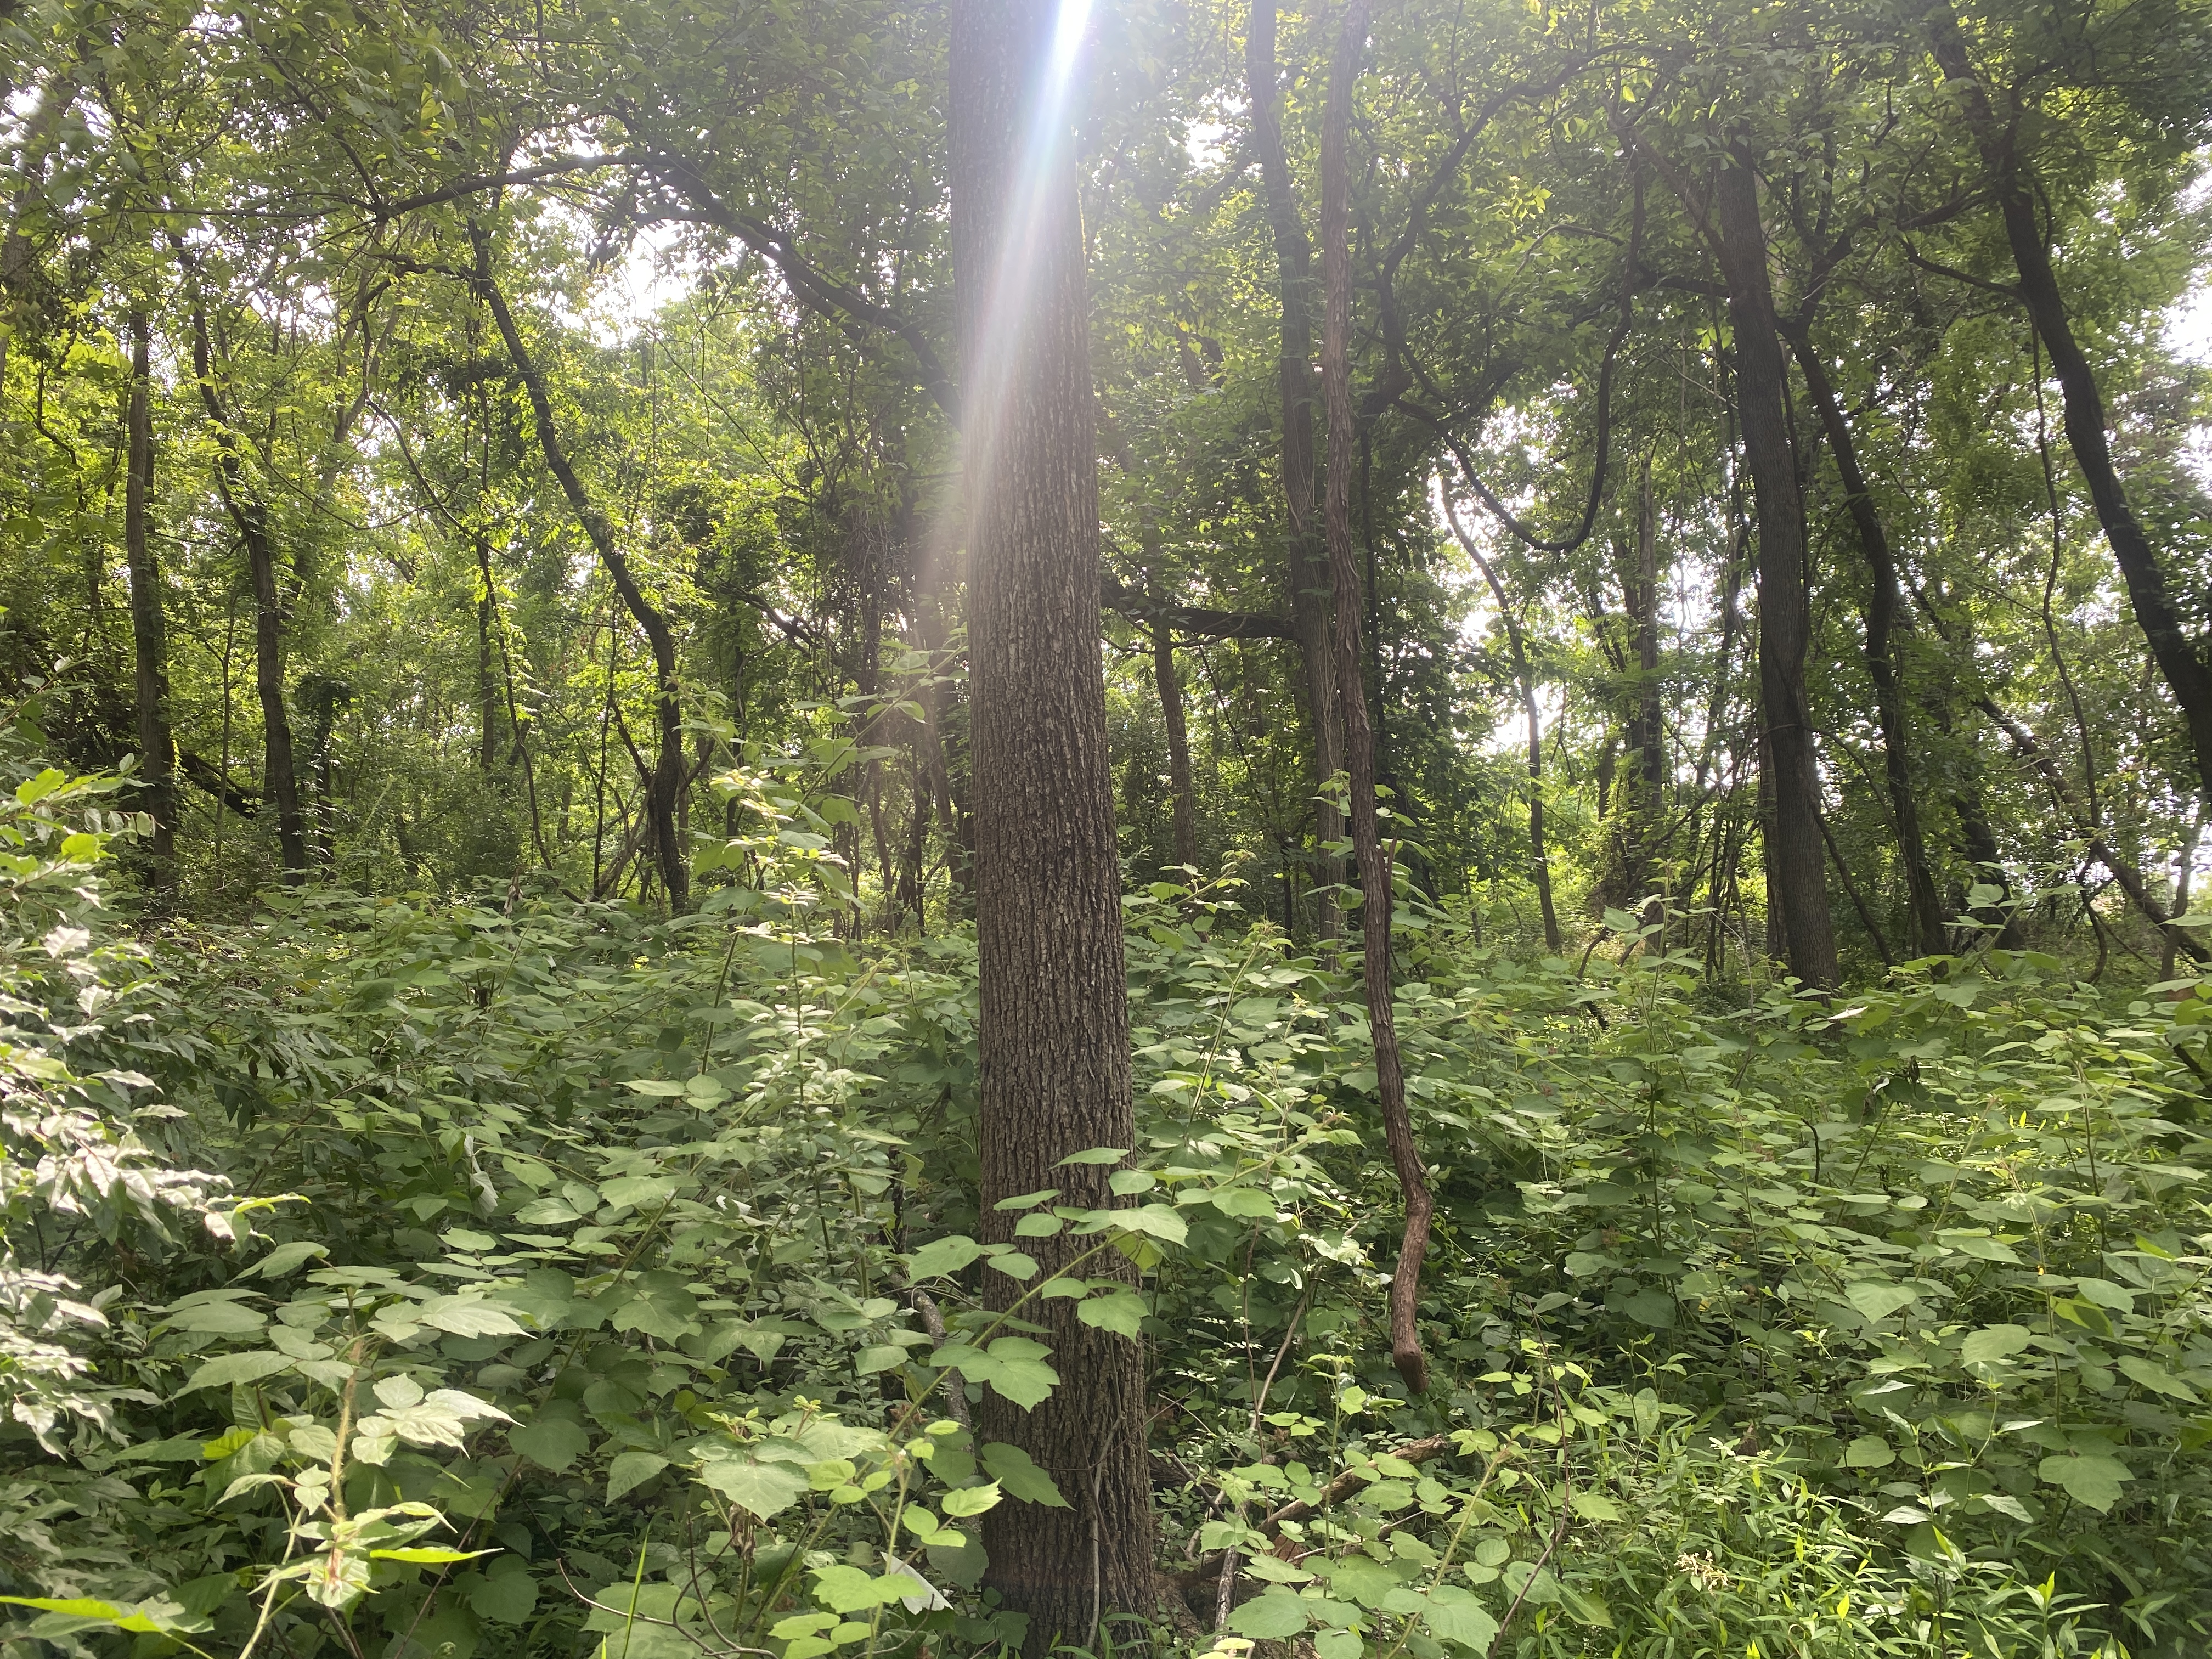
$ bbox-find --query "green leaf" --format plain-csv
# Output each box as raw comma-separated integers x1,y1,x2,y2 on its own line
984,1249,1039,1280
1056,1147,1128,1165
0,1597,175,1635
417,1296,527,1338
979,1443,1069,1507
1960,1324,2032,1367
1209,1185,1277,1217
180,1351,294,1393
1569,1489,1622,1521
2038,1453,2132,1513
509,1416,591,1472
809,1565,906,1612
2115,1355,2200,1402
1422,1587,1500,1651
1228,1590,1313,1639
699,1456,810,1519
607,1451,671,1500
1622,1289,1674,1328
163,1301,268,1335
906,1235,984,1278
1844,1282,1920,1322
1104,1204,1187,1244
237,1242,329,1279
469,1561,539,1624
1075,1290,1147,1338
369,1548,498,1564
599,1175,678,1211
855,1344,909,1376
1843,1435,1895,1469
939,1481,1003,1518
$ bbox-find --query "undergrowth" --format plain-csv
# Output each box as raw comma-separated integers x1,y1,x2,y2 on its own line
1,743,2207,1659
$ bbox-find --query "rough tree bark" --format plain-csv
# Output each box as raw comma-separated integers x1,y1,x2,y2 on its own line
1322,0,1431,1395
185,292,309,882
1785,329,1949,955
123,309,175,895
1713,144,1838,988
1922,0,2212,800
471,223,690,912
948,1,1158,1645
1248,0,1343,936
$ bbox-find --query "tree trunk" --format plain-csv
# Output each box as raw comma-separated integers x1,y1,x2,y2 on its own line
948,2,1157,1646
471,224,690,912
476,534,499,772
1785,329,1949,955
1322,0,1431,1396
1440,490,1561,952
1248,0,1342,936
1714,145,1837,988
123,309,176,895
1609,454,1666,913
185,294,308,882
1922,0,2212,800
1153,620,1199,870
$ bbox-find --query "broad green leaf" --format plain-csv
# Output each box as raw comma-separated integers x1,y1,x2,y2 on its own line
607,1451,670,1500
2115,1355,2200,1402
906,1235,984,1278
1228,1590,1314,1639
2038,1453,2132,1513
1960,1325,2032,1367
979,1442,1069,1507
509,1416,591,1472
939,1481,1003,1518
369,1548,497,1564
1076,1290,1147,1338
180,1351,293,1393
1843,1435,1895,1469
699,1456,810,1519
1844,1282,1920,1322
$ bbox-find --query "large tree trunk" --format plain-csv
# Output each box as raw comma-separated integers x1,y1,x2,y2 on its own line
471,224,690,912
1248,0,1342,937
1321,0,1431,1395
1922,1,2212,800
1714,146,1838,988
123,309,176,895
185,294,309,882
1785,330,1949,955
948,2,1157,1646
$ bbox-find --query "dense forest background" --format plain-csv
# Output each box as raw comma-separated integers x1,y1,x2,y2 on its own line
2,0,2211,1655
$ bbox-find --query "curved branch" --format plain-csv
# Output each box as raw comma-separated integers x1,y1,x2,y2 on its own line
1400,162,1642,556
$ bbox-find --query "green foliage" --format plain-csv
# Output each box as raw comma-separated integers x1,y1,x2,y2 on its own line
0,753,2204,1655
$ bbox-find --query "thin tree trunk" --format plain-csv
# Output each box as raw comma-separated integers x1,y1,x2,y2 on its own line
123,309,176,895
1248,0,1342,936
949,2,1156,1644
470,223,689,912
1610,453,1666,912
476,534,499,772
2162,806,2204,983
1153,619,1199,869
1922,0,2212,800
1785,329,1949,954
184,292,308,881
1441,490,1562,952
1322,0,1431,1397
1976,695,2205,962
1714,145,1837,988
